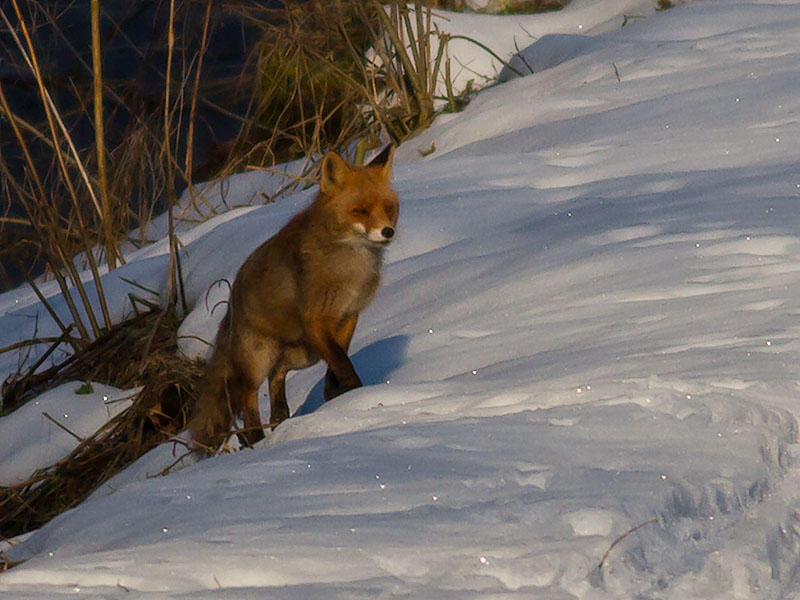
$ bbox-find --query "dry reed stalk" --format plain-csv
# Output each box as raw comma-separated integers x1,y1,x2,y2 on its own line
163,0,179,311
90,0,118,271
184,0,214,198
1,3,112,337
6,2,103,222
0,103,92,342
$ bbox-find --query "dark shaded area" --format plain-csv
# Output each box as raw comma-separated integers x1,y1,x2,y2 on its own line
0,0,268,168
0,0,278,290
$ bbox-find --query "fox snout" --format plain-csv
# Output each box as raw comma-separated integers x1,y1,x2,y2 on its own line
365,225,395,244
352,220,397,245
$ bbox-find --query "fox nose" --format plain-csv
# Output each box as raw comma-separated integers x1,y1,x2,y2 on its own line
381,226,395,239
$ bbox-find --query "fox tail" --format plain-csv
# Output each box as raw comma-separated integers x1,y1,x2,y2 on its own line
189,315,237,455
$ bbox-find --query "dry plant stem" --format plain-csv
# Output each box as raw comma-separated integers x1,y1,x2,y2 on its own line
163,0,179,310
0,82,47,203
336,3,405,137
28,235,90,343
416,6,428,89
49,230,103,338
597,518,659,569
0,159,89,343
444,42,456,111
174,235,188,315
0,155,89,347
185,0,213,197
0,217,35,227
6,2,103,221
430,30,449,96
354,0,450,138
22,274,81,352
0,111,88,174
70,213,113,333
448,34,525,78
513,37,535,75
18,324,75,374
375,4,422,99
38,2,127,108
245,166,317,184
41,412,83,443
91,0,118,270
0,336,72,357
260,160,318,203
334,8,390,132
3,3,111,337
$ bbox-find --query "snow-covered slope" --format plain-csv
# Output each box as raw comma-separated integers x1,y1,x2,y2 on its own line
3,1,800,598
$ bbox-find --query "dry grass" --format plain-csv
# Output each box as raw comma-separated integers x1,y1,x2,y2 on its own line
201,0,511,173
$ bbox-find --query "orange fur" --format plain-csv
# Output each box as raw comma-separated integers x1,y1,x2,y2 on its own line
189,147,398,454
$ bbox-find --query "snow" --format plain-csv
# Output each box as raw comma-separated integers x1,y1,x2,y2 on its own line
3,0,800,597
0,382,134,485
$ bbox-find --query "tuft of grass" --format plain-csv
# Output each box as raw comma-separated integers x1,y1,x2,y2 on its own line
212,0,522,173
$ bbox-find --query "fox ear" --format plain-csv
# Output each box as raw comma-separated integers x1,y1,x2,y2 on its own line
320,152,350,193
367,144,394,181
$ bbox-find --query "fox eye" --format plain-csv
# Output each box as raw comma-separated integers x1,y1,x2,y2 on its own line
351,207,368,216
384,204,395,218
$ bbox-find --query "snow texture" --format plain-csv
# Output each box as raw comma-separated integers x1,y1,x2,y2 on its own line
3,0,800,597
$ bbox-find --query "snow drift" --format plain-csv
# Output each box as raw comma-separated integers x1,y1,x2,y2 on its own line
3,0,800,598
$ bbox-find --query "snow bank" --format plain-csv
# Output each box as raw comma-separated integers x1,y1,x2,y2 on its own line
3,1,800,598
0,383,133,485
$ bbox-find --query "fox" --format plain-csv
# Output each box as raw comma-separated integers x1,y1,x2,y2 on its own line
189,145,398,454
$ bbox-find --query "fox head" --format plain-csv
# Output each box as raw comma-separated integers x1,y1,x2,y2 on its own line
318,146,399,247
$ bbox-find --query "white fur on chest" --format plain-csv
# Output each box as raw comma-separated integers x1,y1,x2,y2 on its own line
328,243,382,313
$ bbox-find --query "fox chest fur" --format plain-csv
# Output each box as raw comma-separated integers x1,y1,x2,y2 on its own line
231,205,386,344
299,237,383,318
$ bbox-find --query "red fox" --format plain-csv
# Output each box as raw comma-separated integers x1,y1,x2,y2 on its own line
190,146,398,454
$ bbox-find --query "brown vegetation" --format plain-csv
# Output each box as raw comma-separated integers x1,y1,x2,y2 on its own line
0,308,202,540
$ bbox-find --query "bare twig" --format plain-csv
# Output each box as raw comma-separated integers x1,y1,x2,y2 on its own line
0,336,73,357
448,34,525,78
597,518,659,569
42,412,84,443
185,0,213,201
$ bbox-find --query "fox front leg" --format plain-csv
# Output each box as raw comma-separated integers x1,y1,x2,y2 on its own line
306,316,362,400
324,315,359,401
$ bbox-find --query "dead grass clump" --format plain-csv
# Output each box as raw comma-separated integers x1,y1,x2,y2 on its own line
204,0,496,175
0,309,203,541
200,0,379,179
